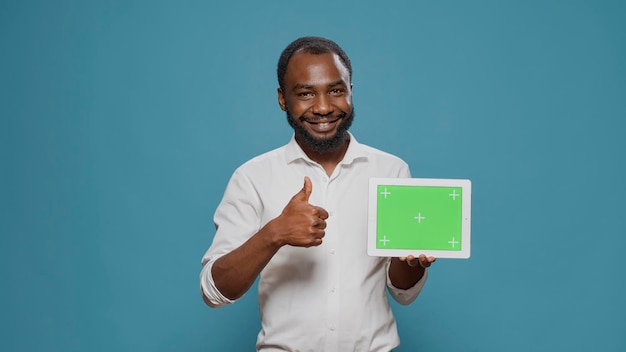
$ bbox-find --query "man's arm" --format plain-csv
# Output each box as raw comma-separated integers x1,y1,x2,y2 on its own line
388,254,436,290
207,176,328,301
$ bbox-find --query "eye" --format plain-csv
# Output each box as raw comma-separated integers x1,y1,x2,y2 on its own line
297,91,314,97
329,88,345,96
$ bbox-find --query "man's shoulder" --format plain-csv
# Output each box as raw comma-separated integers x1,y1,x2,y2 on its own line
235,144,288,173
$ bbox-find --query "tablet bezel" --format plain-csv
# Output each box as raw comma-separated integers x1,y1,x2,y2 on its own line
367,177,472,259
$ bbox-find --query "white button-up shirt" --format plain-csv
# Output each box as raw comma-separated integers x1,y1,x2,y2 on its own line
200,133,427,351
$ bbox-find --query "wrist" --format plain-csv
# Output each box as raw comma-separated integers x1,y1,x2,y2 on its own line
263,218,287,249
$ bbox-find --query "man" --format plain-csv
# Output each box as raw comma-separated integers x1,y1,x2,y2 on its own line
200,36,436,351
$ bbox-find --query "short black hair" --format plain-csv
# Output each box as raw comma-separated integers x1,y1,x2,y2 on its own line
277,36,352,90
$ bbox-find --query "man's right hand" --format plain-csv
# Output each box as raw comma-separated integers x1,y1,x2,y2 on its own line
270,176,329,247
208,176,329,301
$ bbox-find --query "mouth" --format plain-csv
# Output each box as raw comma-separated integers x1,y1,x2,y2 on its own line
300,115,344,133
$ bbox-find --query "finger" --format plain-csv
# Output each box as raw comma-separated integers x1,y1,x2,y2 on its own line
418,254,436,268
314,206,329,220
292,176,313,202
406,255,418,267
310,237,323,247
417,254,427,267
307,229,325,247
398,255,418,266
313,219,327,230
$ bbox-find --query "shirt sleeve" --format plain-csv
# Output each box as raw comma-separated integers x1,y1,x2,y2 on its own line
199,168,262,308
200,260,235,308
385,259,429,305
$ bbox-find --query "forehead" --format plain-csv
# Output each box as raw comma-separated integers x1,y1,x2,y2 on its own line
284,51,351,86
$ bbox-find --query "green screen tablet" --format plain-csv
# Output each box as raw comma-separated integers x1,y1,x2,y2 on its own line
368,178,472,259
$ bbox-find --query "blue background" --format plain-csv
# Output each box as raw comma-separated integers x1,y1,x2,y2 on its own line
2,1,624,351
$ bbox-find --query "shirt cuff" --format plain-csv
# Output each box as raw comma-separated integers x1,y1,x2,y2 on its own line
200,259,236,308
386,264,428,306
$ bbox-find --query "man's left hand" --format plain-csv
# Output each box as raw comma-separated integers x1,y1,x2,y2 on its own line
400,254,436,269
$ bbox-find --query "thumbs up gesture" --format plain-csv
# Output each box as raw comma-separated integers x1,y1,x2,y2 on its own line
269,176,329,248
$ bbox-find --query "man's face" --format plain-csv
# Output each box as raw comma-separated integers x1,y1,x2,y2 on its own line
278,51,353,153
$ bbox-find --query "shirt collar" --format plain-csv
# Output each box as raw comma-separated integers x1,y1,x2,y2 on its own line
285,131,368,166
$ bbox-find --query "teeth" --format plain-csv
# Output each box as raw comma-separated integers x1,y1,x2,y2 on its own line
319,123,329,128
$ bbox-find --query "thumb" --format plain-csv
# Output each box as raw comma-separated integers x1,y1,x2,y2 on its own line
294,176,312,202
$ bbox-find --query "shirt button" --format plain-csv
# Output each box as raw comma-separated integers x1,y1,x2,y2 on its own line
331,287,335,293
330,249,335,254
329,211,333,216
329,325,336,331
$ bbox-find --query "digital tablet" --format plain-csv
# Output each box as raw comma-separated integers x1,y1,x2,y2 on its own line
367,178,472,259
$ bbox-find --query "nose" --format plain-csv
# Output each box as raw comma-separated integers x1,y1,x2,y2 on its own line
311,94,333,116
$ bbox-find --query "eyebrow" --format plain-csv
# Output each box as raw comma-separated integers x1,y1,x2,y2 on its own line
292,80,347,90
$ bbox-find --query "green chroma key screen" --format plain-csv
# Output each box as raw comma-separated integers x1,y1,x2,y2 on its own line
376,185,463,251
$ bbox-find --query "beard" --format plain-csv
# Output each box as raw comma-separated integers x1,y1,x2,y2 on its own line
285,107,354,154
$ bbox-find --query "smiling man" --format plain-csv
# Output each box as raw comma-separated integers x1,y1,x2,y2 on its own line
200,36,435,352
279,47,353,159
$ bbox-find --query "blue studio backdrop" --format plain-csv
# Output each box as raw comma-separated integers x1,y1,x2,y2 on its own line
1,1,625,351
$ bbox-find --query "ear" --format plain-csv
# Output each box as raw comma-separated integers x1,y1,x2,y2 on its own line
277,87,287,111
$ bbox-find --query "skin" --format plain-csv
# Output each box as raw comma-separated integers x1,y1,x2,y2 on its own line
278,51,353,176
209,50,435,301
